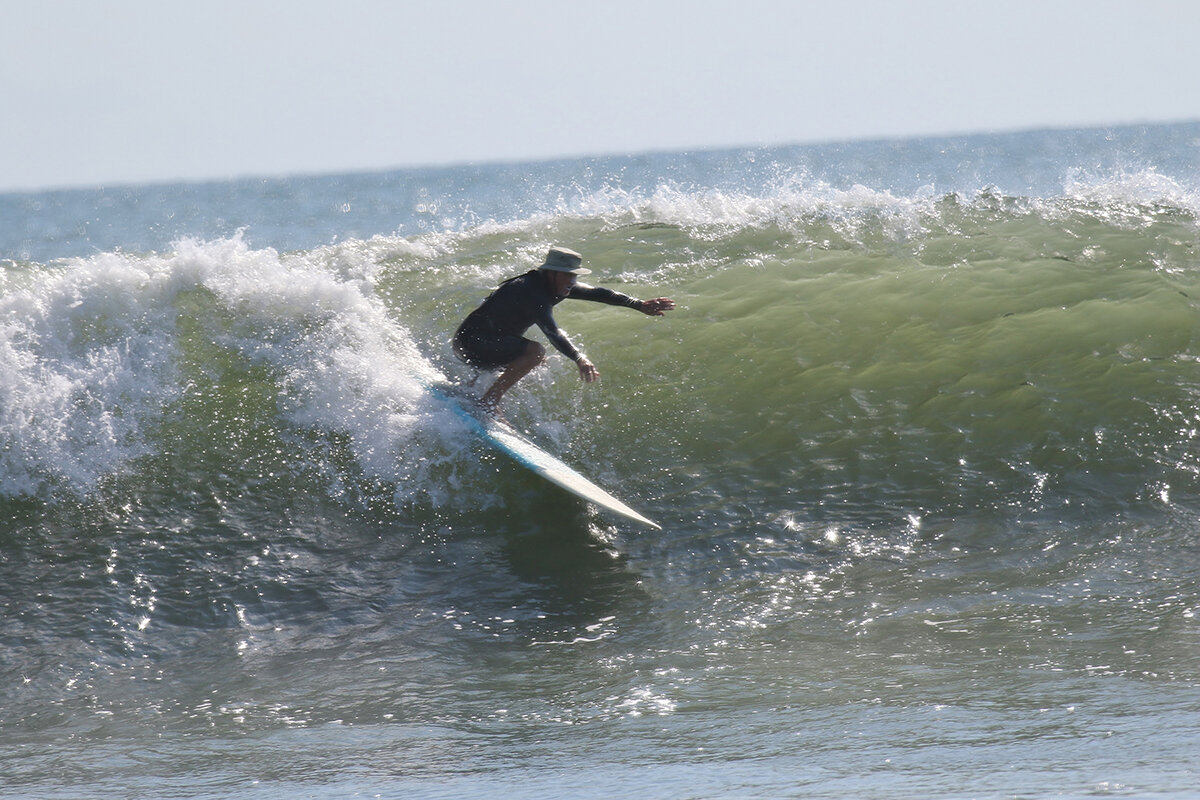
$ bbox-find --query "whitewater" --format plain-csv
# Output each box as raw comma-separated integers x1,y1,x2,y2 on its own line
3,123,1200,799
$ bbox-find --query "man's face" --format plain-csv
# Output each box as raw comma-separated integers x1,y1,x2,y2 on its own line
552,271,577,297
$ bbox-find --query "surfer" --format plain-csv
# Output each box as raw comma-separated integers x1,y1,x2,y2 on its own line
452,246,675,418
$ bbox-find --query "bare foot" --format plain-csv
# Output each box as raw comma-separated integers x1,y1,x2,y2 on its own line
476,397,509,427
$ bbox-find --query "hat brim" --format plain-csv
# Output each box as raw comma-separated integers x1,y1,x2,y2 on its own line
539,263,592,275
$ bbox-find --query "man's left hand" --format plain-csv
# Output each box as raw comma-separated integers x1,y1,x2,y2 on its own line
639,297,675,316
577,356,600,383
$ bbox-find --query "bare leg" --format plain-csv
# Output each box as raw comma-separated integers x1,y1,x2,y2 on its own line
479,340,545,417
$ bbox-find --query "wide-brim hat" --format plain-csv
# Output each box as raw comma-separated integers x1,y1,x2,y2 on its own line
538,246,591,275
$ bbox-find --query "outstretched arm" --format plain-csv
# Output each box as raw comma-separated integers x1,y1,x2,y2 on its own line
569,285,676,316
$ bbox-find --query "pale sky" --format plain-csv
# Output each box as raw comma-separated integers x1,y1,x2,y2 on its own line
3,0,1198,192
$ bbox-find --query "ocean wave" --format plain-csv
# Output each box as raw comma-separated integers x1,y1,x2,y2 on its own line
4,166,1200,528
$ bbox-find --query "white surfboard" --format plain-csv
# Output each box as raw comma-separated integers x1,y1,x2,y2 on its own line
428,385,661,530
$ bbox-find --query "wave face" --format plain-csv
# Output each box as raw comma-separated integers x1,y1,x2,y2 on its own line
6,147,1200,523
4,124,1200,799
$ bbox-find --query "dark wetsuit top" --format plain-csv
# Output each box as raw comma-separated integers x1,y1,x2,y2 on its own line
453,270,641,369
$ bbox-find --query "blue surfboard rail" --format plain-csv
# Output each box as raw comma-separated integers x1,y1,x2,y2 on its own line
427,384,662,530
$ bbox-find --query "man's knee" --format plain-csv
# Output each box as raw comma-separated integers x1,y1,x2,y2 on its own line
525,340,546,363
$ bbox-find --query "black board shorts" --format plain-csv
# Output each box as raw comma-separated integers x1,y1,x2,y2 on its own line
452,324,529,370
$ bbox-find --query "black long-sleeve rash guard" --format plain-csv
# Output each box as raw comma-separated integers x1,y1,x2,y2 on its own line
459,270,641,361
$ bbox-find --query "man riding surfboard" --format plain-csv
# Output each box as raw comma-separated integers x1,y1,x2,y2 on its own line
452,246,675,419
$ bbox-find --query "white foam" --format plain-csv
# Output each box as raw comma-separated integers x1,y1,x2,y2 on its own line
0,252,181,495
1062,167,1200,216
0,233,454,501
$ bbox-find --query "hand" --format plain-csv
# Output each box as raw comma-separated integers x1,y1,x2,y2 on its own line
577,356,600,383
639,297,675,316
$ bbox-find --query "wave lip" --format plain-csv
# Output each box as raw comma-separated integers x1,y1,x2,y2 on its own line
1,251,182,496
0,234,447,504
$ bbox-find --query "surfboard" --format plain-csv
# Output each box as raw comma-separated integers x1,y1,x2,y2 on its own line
427,384,662,530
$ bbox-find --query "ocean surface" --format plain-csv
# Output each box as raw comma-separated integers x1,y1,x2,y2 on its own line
4,123,1200,799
